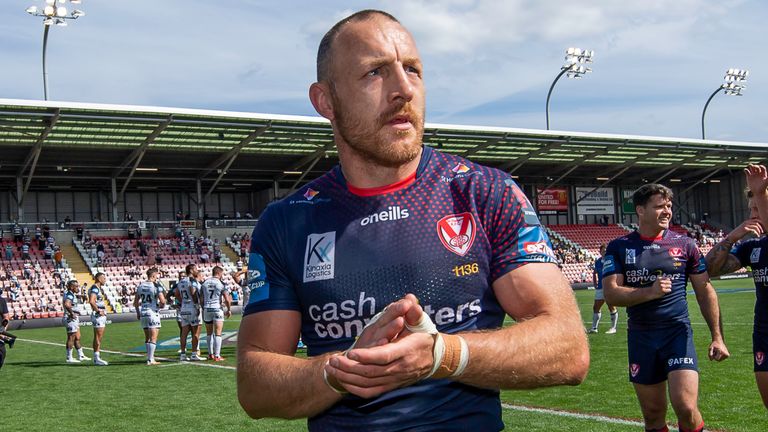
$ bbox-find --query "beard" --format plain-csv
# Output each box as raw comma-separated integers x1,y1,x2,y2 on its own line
331,90,424,168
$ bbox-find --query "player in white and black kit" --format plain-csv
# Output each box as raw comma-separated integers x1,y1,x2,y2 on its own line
133,268,166,365
63,280,90,363
175,264,204,361
200,266,231,361
88,272,109,366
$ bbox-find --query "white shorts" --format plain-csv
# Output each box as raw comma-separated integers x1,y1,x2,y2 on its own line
63,317,80,334
140,310,162,329
594,289,605,301
91,313,107,329
203,308,224,323
179,307,201,327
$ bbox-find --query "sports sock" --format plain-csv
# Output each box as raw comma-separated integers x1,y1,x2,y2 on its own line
214,335,222,357
67,348,73,359
94,351,101,361
147,342,156,361
678,421,704,432
610,310,619,329
592,312,601,329
77,347,85,357
207,335,213,356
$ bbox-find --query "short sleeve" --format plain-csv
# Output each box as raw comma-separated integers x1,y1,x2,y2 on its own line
243,204,300,316
732,238,757,268
488,178,557,281
601,241,623,277
686,240,707,275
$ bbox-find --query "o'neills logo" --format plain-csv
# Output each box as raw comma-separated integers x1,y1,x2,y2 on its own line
630,363,640,378
757,351,765,366
437,212,476,256
360,206,410,226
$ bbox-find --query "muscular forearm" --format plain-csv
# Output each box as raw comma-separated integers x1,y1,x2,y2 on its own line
705,238,735,277
458,308,588,389
604,285,658,307
237,350,342,419
695,287,724,341
755,190,768,229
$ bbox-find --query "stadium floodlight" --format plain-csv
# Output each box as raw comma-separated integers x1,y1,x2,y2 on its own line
25,0,85,101
701,67,749,139
545,47,594,130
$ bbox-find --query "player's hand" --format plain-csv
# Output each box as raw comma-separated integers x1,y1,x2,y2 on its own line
225,309,232,319
350,294,421,350
651,277,672,298
728,218,764,242
324,329,436,399
745,164,768,197
708,339,730,361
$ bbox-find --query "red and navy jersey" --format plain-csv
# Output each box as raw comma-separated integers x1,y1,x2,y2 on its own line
244,145,556,431
732,237,768,332
602,230,706,330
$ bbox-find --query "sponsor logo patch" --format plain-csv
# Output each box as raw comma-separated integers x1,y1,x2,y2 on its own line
437,213,476,257
630,363,640,378
625,249,636,264
751,248,762,264
668,357,694,367
452,163,470,174
757,351,765,366
303,232,336,283
524,241,554,257
304,188,319,201
360,206,410,227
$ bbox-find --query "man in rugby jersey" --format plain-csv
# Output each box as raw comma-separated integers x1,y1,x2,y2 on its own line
175,264,204,361
706,164,768,408
237,10,588,431
200,266,231,361
63,279,90,363
87,272,109,366
589,244,619,334
603,184,729,432
133,268,166,365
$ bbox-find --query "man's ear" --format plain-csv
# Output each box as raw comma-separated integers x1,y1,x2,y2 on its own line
309,82,335,121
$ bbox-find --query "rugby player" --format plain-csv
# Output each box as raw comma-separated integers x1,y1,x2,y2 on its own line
236,10,588,430
588,244,619,334
134,268,166,365
88,272,109,366
175,264,204,361
0,295,16,370
200,266,231,361
63,279,90,363
706,164,768,408
603,184,729,432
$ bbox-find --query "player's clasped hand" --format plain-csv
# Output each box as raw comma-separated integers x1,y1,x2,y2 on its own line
651,277,672,298
324,294,438,399
708,339,730,362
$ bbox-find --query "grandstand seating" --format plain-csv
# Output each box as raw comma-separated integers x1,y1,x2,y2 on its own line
547,224,631,255
0,238,72,319
74,236,239,314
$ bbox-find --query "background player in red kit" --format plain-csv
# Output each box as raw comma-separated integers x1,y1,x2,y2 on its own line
236,9,589,431
604,184,729,432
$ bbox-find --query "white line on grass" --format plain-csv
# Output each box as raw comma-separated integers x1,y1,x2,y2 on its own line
18,338,236,371
500,403,679,431
20,338,690,430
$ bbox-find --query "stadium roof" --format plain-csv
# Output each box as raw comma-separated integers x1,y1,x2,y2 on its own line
0,98,766,197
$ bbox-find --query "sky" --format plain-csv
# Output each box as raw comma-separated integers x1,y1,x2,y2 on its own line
1,0,766,143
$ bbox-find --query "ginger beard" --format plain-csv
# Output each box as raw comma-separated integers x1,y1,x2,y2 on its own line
330,87,424,168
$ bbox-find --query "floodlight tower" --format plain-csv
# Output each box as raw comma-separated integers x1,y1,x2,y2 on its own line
545,47,594,130
701,68,749,140
26,0,86,100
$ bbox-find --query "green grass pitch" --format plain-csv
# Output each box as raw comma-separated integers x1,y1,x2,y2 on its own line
1,278,764,431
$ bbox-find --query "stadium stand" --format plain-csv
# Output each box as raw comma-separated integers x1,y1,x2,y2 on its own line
73,234,239,314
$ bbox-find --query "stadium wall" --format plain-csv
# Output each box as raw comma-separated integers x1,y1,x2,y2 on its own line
0,190,257,223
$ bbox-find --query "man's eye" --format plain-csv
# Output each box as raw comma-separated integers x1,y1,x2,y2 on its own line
367,68,380,76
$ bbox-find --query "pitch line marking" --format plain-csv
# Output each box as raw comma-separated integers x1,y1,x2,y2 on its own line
17,338,236,371
501,403,678,431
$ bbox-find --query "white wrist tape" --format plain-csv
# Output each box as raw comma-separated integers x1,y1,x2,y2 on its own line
406,311,469,379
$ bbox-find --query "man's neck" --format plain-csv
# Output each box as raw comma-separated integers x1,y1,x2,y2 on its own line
337,143,423,189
